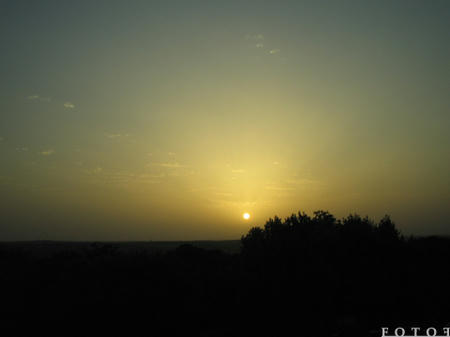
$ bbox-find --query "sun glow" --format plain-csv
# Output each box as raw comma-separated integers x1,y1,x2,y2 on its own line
243,213,251,220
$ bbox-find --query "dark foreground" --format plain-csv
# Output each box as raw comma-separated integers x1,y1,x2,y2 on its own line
1,211,450,337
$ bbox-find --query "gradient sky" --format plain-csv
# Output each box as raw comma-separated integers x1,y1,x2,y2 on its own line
1,0,449,240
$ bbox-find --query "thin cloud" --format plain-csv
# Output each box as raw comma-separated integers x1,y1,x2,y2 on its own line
16,147,29,152
27,95,51,102
135,173,165,184
39,150,54,156
245,34,264,40
106,133,130,139
167,169,195,177
286,178,320,186
246,34,265,49
231,169,245,173
269,49,280,54
147,161,194,177
263,177,323,197
64,102,75,109
207,198,257,209
84,170,164,186
150,162,186,168
83,167,103,175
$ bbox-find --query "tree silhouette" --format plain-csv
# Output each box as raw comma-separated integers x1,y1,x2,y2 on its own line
2,210,450,337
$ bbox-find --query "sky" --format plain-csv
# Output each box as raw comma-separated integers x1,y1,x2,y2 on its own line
0,0,449,240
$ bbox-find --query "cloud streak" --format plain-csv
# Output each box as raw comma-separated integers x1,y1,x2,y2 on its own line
64,102,75,109
27,94,51,102
106,133,130,139
85,170,164,187
246,33,266,49
246,33,281,54
39,150,54,156
150,162,186,168
245,33,264,41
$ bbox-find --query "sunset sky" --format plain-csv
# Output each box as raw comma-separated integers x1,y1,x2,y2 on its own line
1,1,449,240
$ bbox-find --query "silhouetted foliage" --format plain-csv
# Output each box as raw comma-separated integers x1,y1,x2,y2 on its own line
1,210,449,337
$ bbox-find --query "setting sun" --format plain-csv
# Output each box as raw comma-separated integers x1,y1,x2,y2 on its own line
243,213,251,220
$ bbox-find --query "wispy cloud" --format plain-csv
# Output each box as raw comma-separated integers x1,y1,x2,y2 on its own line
147,160,195,177
27,94,51,102
245,34,264,41
84,167,104,176
39,149,54,156
245,33,265,49
63,102,75,109
231,169,245,173
246,33,282,55
263,177,323,197
150,162,186,168
85,169,164,186
16,147,28,152
208,198,257,210
106,133,130,139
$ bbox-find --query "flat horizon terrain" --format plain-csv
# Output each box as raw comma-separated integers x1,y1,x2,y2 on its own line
0,239,242,257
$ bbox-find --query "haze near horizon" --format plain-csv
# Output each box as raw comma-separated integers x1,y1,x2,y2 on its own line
1,0,449,240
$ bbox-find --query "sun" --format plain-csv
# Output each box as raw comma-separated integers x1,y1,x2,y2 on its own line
243,212,251,220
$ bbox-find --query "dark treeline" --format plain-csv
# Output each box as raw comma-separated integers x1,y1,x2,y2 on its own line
1,211,450,336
